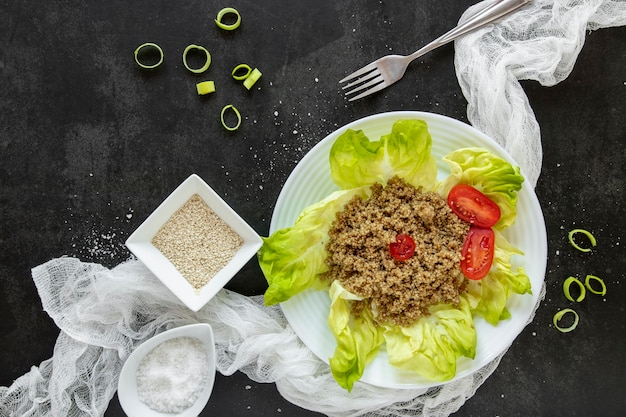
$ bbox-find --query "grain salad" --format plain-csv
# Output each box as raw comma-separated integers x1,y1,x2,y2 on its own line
152,194,243,289
324,176,469,326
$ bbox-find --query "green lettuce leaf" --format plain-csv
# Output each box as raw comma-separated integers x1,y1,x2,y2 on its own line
329,119,437,191
465,230,532,325
439,147,524,229
383,296,476,381
327,280,385,391
259,187,370,306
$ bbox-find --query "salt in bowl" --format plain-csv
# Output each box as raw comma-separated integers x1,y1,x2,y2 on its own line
117,323,216,417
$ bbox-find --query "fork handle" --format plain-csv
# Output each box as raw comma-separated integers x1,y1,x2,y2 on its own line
408,0,531,61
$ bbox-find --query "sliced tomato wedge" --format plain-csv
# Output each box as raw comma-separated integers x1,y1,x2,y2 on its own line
390,234,416,261
461,226,495,280
447,184,501,228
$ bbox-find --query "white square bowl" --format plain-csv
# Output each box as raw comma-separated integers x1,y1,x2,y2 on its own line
126,174,263,311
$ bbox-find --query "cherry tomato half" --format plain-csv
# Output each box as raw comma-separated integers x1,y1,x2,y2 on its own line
447,184,501,228
461,226,495,280
390,234,416,261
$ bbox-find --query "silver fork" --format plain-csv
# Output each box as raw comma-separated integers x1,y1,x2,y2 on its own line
340,0,531,101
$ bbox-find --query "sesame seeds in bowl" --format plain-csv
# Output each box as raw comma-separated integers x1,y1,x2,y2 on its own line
125,174,262,311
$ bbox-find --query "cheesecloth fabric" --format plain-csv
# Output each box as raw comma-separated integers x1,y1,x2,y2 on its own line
455,0,626,187
2,1,626,416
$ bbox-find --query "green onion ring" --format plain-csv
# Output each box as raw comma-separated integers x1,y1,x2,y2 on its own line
134,43,164,69
220,104,241,131
196,81,215,95
553,308,579,333
568,228,597,252
215,7,241,31
183,44,211,73
585,274,607,296
243,68,262,90
563,276,586,302
231,64,252,80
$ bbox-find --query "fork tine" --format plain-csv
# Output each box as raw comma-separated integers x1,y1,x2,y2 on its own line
344,74,385,97
341,69,380,91
338,61,378,84
347,81,388,101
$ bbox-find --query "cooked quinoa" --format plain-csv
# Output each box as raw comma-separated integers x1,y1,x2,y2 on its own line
324,176,469,326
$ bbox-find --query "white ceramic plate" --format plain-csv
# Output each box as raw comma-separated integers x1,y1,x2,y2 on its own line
117,323,216,417
270,111,547,389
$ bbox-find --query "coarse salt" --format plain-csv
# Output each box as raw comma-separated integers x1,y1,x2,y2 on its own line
136,336,210,414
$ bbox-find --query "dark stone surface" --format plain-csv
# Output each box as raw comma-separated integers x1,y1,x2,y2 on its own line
1,1,624,416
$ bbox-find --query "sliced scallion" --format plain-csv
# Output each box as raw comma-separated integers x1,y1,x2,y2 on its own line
134,43,164,69
568,228,596,252
183,44,211,74
231,64,252,80
215,7,241,31
585,274,607,296
243,68,262,90
553,308,579,333
196,81,215,95
563,276,586,303
220,104,241,131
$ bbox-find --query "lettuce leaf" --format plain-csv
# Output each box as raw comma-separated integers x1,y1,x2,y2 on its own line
329,119,437,191
439,147,524,229
465,230,532,325
327,280,385,391
383,296,476,381
260,187,370,306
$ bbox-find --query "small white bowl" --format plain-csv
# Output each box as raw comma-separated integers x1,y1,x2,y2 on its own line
126,174,263,311
117,323,216,417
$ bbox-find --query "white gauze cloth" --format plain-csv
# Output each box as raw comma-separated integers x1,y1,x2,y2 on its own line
2,1,626,416
455,0,626,187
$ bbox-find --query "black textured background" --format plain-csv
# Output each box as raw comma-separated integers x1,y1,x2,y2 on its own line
1,1,625,416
